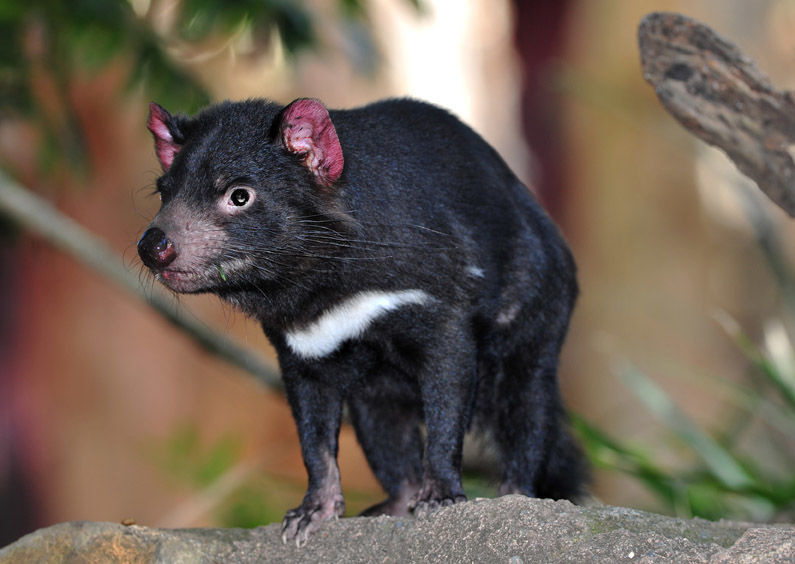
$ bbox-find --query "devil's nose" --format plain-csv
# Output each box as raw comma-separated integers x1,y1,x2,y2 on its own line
137,227,177,269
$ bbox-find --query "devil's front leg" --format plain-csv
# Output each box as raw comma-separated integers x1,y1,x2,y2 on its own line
280,364,345,546
410,323,475,515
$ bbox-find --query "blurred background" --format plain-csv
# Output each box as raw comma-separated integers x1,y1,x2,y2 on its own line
2,0,795,546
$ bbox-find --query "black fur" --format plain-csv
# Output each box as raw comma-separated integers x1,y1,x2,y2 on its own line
138,98,587,544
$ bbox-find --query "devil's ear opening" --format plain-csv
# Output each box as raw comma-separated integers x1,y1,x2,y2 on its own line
279,98,344,187
147,102,182,171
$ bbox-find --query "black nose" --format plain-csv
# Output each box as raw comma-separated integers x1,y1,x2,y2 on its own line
137,227,177,270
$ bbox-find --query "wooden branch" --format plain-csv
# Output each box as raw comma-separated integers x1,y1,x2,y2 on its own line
0,169,281,390
638,12,795,217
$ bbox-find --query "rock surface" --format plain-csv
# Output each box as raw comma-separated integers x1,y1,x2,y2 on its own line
1,496,792,563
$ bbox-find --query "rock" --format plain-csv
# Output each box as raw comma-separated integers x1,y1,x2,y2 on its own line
1,496,792,563
711,528,795,563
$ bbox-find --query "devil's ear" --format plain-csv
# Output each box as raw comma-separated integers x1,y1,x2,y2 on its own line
279,98,344,187
147,102,183,171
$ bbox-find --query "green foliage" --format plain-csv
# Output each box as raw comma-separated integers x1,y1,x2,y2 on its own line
462,471,497,500
0,0,319,118
575,316,795,522
177,0,314,55
150,423,387,527
2,0,210,175
0,0,420,179
219,480,291,529
150,424,288,527
152,424,242,488
573,170,795,523
0,8,31,115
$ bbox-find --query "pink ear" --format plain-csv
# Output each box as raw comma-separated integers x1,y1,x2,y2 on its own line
147,102,181,171
280,99,344,187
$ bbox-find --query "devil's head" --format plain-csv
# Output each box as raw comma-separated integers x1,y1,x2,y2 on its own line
137,99,347,294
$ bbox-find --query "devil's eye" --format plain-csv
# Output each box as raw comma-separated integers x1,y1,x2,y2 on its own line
220,185,255,213
230,188,250,206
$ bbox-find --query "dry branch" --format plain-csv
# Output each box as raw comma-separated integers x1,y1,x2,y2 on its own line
638,11,795,217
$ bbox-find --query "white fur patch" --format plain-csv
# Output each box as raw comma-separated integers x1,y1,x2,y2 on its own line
466,265,485,278
496,302,522,325
285,290,431,359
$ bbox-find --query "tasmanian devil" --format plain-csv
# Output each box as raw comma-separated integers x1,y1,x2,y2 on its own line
137,97,587,544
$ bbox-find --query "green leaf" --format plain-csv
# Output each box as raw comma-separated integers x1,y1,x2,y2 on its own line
339,0,367,18
126,35,210,113
570,413,680,504
177,0,316,55
63,0,135,70
618,363,755,491
196,436,241,486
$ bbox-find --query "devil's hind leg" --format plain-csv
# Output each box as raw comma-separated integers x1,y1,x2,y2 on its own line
494,339,586,500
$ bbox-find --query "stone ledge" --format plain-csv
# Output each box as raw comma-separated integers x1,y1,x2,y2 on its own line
1,496,792,563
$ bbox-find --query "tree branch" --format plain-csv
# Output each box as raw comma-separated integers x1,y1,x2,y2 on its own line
0,169,281,390
638,11,795,217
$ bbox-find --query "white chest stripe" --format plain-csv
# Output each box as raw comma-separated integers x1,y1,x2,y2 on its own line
285,290,431,359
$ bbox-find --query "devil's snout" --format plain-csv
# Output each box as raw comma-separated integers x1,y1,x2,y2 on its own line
138,227,177,270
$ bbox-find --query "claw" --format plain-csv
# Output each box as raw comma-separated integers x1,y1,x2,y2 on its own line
279,493,345,546
410,487,467,517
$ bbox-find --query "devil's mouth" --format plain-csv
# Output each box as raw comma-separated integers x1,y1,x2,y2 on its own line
156,268,208,293
159,268,193,281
